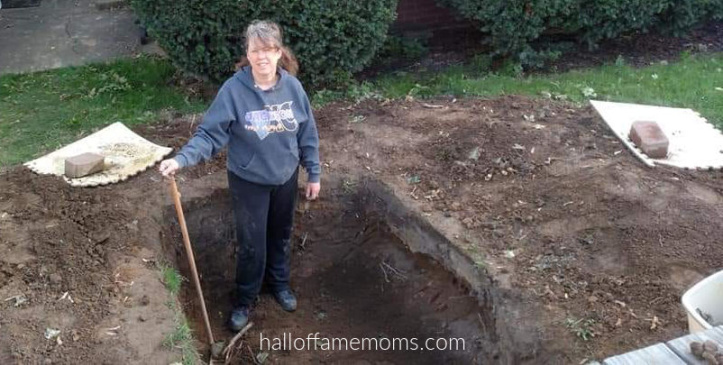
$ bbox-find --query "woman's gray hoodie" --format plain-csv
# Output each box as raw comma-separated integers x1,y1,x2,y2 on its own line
174,66,321,185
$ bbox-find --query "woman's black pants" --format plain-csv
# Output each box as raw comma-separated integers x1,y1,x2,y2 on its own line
228,169,298,307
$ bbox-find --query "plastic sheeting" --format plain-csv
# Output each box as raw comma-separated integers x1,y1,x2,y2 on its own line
24,122,172,187
591,100,723,169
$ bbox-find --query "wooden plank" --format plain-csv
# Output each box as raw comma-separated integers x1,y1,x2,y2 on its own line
603,343,686,365
666,326,723,365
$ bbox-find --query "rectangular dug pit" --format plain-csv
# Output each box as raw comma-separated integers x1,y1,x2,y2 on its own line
161,183,501,364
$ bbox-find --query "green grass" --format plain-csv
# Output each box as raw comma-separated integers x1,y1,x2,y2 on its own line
163,317,194,348
565,317,596,342
160,263,184,296
315,52,723,128
4,51,720,169
157,262,200,365
0,55,207,166
163,315,201,365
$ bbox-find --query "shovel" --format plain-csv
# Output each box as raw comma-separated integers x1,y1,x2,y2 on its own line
168,178,216,346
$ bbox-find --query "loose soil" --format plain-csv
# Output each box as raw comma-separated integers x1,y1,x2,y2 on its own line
1,95,722,364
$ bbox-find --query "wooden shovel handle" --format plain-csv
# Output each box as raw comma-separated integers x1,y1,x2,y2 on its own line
168,178,215,345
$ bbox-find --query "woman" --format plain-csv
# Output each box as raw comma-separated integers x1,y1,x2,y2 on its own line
159,20,321,332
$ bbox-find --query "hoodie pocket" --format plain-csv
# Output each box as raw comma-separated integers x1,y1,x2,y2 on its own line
239,153,256,170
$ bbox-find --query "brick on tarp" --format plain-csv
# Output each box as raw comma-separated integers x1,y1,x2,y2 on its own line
65,153,105,178
629,121,669,159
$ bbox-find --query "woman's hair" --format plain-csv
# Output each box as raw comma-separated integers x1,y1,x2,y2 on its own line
236,20,299,76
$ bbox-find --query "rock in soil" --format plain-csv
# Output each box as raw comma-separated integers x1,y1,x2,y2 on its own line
210,341,226,359
702,351,719,365
139,294,150,306
703,340,718,354
704,340,719,353
692,341,705,357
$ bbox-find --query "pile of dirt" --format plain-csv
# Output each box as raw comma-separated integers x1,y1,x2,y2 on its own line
0,171,152,363
0,148,223,363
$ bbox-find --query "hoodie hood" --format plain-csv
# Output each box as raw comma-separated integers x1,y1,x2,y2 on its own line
234,66,288,92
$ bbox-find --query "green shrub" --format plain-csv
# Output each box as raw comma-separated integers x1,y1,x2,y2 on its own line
437,0,722,67
659,0,723,35
131,0,398,89
377,35,429,61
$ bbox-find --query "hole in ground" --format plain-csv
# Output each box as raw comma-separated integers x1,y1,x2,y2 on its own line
162,184,498,364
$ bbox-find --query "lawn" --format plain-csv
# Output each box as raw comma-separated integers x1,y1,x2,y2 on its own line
0,55,207,167
2,52,721,168
372,52,723,127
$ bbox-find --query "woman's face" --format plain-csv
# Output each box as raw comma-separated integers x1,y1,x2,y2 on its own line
246,37,282,78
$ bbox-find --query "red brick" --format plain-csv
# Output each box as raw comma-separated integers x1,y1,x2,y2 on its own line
629,121,669,159
65,152,105,178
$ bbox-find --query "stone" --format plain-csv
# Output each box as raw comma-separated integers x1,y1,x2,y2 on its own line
702,351,718,365
139,295,150,306
690,341,704,357
64,153,105,178
703,340,719,353
628,121,669,158
49,273,62,284
210,341,226,359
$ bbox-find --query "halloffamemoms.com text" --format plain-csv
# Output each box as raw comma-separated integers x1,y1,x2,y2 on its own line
260,333,466,351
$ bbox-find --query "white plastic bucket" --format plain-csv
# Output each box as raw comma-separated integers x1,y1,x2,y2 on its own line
681,269,723,333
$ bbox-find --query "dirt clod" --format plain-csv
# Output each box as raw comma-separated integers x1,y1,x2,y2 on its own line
49,273,62,284
705,340,720,353
716,353,723,365
139,295,150,306
210,341,225,359
703,351,719,365
692,341,705,357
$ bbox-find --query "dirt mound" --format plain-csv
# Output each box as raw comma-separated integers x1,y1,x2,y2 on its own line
0,165,191,363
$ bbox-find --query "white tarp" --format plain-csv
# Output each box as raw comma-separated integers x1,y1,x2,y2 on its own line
24,122,172,187
591,100,723,169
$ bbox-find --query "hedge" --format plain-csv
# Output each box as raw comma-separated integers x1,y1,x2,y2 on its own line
437,0,723,66
131,0,398,88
